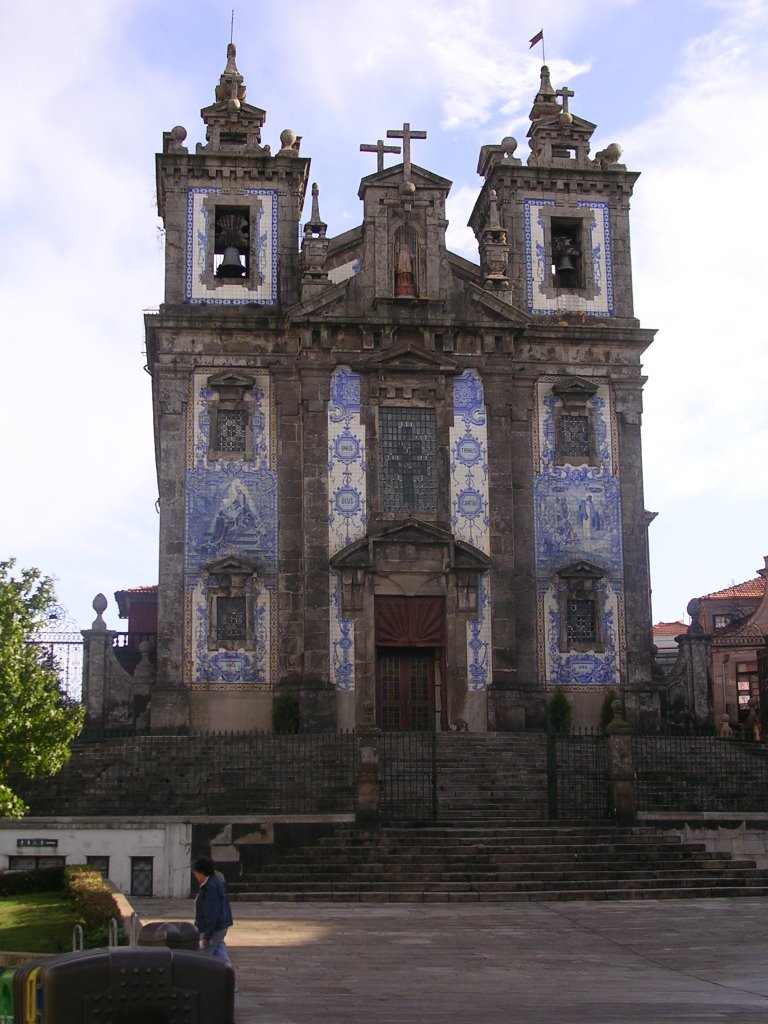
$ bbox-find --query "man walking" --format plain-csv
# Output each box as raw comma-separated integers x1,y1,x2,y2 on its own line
192,855,236,981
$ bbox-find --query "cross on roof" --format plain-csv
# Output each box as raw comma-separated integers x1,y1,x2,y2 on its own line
386,122,427,181
360,138,401,173
556,86,574,114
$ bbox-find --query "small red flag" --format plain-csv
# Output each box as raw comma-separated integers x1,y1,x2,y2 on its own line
529,29,544,47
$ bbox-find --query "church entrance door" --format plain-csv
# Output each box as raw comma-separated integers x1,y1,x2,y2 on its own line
374,596,446,731
377,648,435,730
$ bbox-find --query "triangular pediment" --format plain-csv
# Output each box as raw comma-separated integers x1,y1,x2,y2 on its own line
330,519,490,572
557,559,605,580
552,376,600,398
205,556,257,576
207,370,256,389
362,345,459,375
359,163,452,194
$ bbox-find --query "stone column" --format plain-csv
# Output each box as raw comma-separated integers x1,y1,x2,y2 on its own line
81,594,115,731
356,704,381,829
605,702,636,825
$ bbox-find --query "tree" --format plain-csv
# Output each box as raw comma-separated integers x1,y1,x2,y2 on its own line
0,560,84,817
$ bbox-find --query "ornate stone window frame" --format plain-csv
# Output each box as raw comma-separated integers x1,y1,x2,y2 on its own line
557,560,605,653
537,205,600,300
200,194,265,292
206,370,255,461
552,377,599,468
205,556,258,652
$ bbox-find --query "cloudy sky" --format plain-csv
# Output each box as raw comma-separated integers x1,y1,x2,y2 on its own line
0,0,766,632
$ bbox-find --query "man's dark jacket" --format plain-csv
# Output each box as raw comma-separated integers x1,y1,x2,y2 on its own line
194,874,234,940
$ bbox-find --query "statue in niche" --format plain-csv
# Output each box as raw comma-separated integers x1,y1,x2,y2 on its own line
394,234,417,297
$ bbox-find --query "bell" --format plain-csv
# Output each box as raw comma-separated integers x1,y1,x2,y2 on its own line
216,246,246,278
555,252,576,273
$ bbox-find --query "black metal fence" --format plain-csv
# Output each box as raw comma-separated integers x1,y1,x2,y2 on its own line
16,731,358,817
546,728,608,820
546,727,768,819
380,731,437,824
633,732,768,813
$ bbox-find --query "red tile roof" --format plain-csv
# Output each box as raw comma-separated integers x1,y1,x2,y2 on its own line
653,621,688,636
699,578,765,601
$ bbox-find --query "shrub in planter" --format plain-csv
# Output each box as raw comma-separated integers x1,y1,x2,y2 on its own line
0,864,64,896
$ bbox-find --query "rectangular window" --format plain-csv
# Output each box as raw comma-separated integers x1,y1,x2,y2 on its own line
379,407,437,514
215,408,248,452
214,206,249,278
551,218,582,288
86,855,110,880
559,415,589,458
216,596,247,644
566,598,597,646
130,857,153,897
9,855,65,871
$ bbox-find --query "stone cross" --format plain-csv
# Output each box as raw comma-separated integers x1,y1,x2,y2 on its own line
360,139,401,173
386,122,427,181
556,86,575,114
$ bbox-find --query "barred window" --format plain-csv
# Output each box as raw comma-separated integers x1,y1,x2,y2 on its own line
566,598,597,646
215,409,248,452
216,596,247,644
379,407,437,514
559,415,589,458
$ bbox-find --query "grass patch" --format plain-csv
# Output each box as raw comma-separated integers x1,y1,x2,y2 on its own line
0,891,78,953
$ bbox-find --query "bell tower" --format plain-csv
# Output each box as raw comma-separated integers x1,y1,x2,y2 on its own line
146,45,310,730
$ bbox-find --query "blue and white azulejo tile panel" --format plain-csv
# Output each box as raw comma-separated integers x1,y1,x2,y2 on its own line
523,198,614,317
450,370,492,691
183,370,277,688
185,187,278,305
328,367,366,691
533,380,623,688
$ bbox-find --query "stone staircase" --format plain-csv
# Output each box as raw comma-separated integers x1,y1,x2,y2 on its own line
229,733,768,903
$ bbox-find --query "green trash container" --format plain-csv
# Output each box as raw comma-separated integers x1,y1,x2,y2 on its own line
0,968,14,1024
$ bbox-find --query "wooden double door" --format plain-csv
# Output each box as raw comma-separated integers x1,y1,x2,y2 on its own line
375,596,446,731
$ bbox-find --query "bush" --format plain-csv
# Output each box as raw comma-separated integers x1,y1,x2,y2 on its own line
599,688,619,731
0,864,64,896
64,866,127,947
547,688,572,734
272,691,300,734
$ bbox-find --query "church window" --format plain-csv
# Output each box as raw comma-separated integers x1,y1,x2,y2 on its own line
206,372,255,461
216,596,247,644
559,414,590,458
378,407,437,514
557,561,605,653
566,598,597,646
215,409,248,452
214,206,250,278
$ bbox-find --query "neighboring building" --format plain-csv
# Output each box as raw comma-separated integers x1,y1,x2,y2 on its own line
83,47,658,734
699,565,767,722
652,620,688,675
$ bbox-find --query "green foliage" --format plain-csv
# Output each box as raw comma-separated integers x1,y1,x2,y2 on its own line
272,690,300,734
64,866,127,947
0,864,64,896
599,688,619,731
547,687,573,734
0,890,78,953
0,559,84,817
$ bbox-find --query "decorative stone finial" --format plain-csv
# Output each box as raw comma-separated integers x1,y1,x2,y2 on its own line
215,42,247,107
594,142,624,169
91,593,108,631
529,65,560,121
277,128,301,156
301,183,329,283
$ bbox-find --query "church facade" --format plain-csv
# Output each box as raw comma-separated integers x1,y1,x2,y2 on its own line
143,48,657,734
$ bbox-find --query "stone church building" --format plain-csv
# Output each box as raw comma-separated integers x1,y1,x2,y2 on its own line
99,47,657,735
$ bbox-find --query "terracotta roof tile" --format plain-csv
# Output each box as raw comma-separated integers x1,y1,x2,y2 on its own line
653,621,688,636
699,577,765,601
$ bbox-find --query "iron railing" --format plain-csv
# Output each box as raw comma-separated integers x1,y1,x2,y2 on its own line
15,731,358,817
380,731,437,824
546,727,609,820
633,732,768,812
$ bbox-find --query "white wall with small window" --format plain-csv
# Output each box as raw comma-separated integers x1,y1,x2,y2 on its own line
0,820,192,897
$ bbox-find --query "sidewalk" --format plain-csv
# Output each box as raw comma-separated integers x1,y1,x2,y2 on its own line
130,896,768,1023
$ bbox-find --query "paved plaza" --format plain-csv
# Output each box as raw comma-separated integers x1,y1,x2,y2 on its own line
131,896,768,1023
